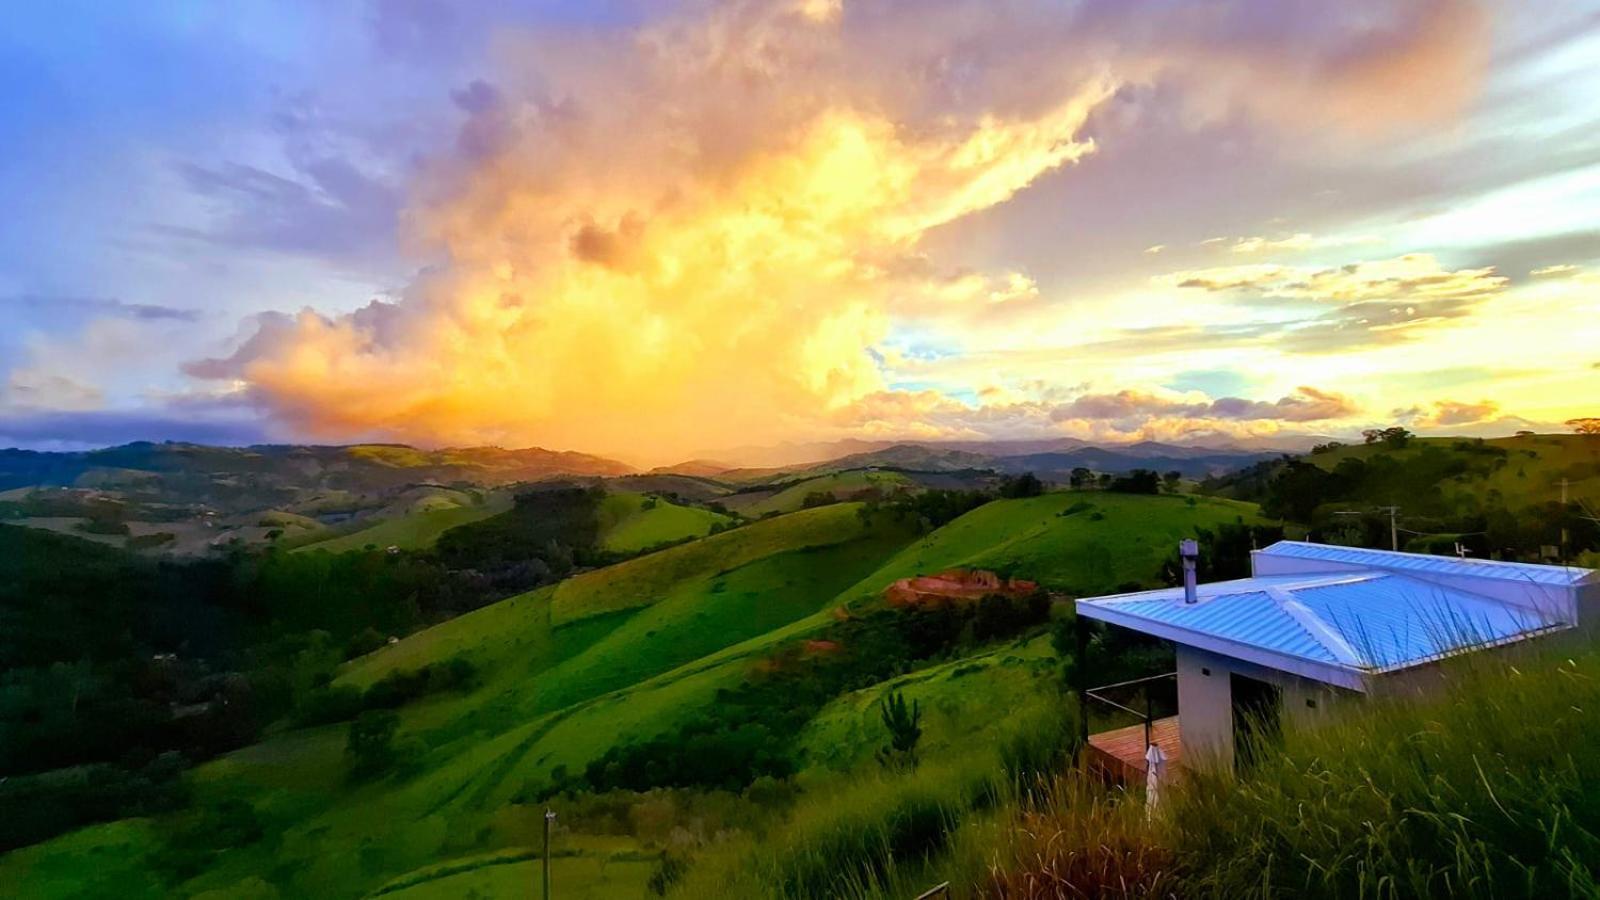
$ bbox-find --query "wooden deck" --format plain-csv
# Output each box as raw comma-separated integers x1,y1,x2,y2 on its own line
1085,715,1182,785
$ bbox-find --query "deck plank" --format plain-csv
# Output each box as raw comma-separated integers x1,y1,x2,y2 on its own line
1085,715,1182,784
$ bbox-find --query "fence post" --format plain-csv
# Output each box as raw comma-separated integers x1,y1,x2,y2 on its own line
1076,615,1089,749
1144,686,1154,750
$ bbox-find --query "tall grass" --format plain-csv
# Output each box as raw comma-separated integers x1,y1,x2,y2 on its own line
1171,647,1600,899
668,702,1076,899
981,644,1600,900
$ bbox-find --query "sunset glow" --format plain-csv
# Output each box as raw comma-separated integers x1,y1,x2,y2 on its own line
3,1,1597,462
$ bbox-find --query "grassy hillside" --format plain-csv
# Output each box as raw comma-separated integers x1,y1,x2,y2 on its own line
548,502,870,624
733,470,915,517
596,492,733,553
0,489,1274,899
1302,433,1600,508
841,491,1264,601
296,491,513,554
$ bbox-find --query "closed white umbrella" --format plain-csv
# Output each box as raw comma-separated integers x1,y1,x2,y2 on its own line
1144,741,1168,812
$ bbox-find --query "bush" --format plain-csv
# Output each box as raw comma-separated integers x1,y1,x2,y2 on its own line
294,685,365,727
127,531,177,550
0,752,188,852
1108,469,1161,494
999,473,1044,499
346,710,400,781
344,626,387,660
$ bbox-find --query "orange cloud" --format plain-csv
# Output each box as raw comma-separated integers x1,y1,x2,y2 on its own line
189,1,1491,462
1397,399,1501,428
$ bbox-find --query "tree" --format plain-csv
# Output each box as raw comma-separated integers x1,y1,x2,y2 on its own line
801,491,838,509
1568,418,1600,436
1362,426,1413,449
1108,469,1161,494
1162,470,1183,492
1068,467,1094,489
999,472,1043,499
346,710,399,781
876,691,922,770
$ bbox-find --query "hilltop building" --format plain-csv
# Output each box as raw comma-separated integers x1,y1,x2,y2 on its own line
1075,540,1600,780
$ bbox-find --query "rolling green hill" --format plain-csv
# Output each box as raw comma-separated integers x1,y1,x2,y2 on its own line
596,492,734,553
548,502,871,625
835,491,1265,602
1301,433,1600,509
732,470,915,517
295,491,513,554
0,489,1268,899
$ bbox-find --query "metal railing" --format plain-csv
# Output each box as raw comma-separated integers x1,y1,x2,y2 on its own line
1082,672,1176,751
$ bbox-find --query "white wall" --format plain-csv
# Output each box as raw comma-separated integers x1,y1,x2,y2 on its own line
1176,644,1347,771
1175,645,1233,766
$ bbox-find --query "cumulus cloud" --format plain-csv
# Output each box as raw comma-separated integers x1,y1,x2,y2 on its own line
1229,233,1314,254
1396,398,1500,428
1052,385,1357,423
1156,252,1509,352
1530,264,1581,279
190,0,1491,462
1219,233,1381,254
821,383,1360,446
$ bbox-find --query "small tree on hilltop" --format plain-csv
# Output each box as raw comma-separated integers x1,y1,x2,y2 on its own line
1568,418,1600,436
1000,472,1044,499
876,691,922,770
1362,426,1413,449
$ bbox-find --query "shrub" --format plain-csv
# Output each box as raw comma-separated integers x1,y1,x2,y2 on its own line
293,684,365,727
875,691,923,771
999,473,1044,499
346,710,400,781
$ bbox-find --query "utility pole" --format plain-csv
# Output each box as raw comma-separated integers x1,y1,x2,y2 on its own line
1379,505,1401,552
542,808,556,900
1334,506,1400,551
1560,478,1570,564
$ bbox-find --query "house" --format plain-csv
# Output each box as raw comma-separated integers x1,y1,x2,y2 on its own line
1074,540,1600,779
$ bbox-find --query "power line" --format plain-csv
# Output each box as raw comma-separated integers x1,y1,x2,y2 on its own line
1334,505,1401,551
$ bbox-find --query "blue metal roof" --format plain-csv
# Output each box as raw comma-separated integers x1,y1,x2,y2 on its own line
1259,541,1596,587
1107,586,1341,666
1076,568,1570,689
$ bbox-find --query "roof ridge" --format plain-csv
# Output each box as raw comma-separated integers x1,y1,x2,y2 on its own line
1261,540,1596,584
1263,586,1365,666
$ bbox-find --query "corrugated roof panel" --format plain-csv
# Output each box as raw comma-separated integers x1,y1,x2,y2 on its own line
1076,566,1568,681
1290,574,1562,670
1260,541,1594,587
1107,590,1342,665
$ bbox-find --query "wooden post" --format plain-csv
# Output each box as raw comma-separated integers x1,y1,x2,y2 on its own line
542,808,555,900
1143,687,1153,751
1076,614,1089,750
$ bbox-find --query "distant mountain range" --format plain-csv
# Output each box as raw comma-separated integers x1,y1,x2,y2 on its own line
0,442,631,503
700,434,1326,470
0,436,1292,507
792,441,1280,480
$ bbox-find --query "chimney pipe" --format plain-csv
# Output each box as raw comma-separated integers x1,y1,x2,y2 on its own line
1180,539,1199,604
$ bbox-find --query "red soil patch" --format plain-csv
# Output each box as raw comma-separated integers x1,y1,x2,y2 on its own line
884,568,1039,608
802,639,841,656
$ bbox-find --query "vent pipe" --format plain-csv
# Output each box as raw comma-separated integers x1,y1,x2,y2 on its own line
1180,539,1199,604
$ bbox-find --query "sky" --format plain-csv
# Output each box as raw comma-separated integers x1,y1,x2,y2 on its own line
2,0,1598,465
